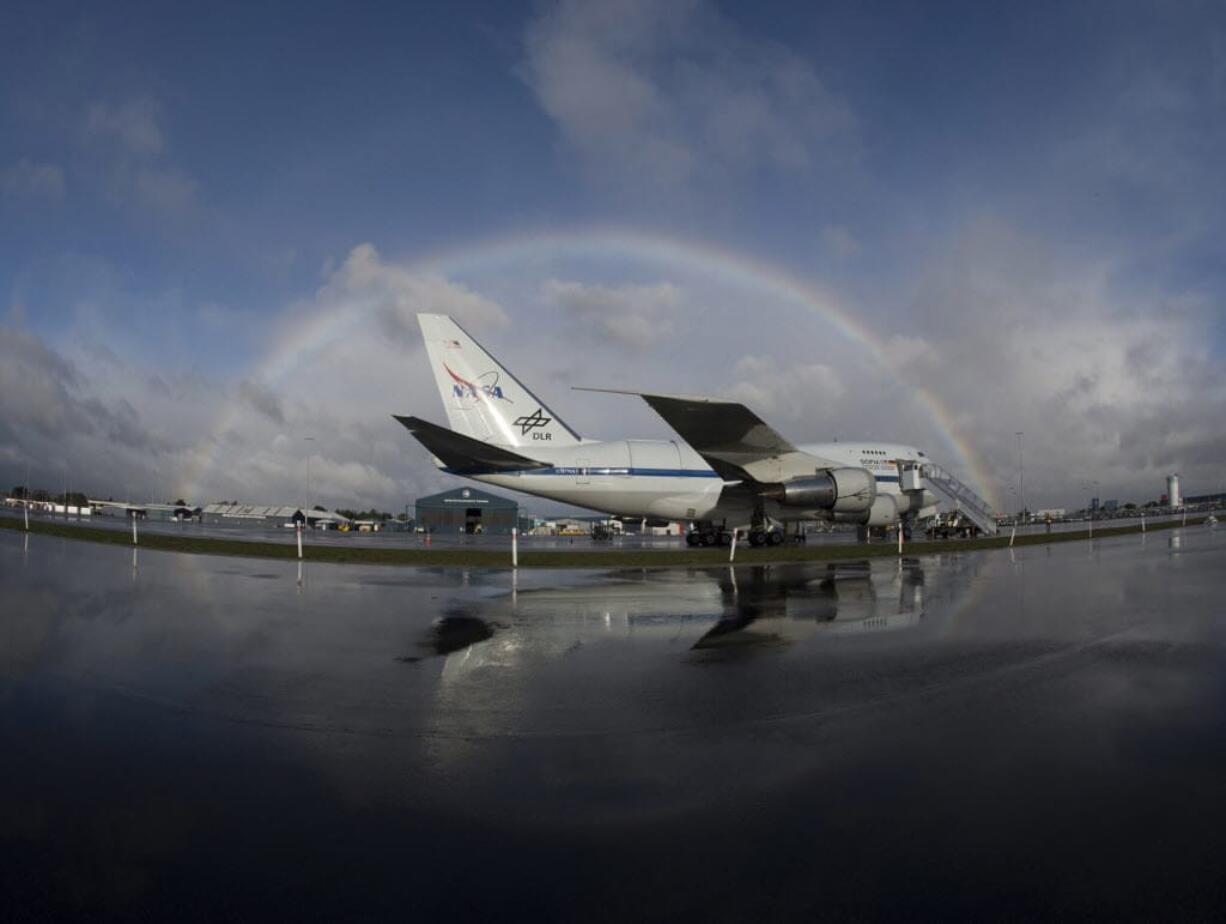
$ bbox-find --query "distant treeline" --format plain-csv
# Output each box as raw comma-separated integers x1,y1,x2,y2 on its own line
334,508,411,522
10,487,89,505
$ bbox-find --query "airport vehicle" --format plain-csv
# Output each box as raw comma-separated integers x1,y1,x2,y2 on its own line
396,314,996,545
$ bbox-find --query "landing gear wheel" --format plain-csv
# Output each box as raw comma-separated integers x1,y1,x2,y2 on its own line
749,529,767,548
767,529,784,546
718,531,732,546
685,532,700,547
701,529,718,547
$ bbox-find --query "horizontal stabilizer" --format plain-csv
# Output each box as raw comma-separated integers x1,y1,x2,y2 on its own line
393,415,549,474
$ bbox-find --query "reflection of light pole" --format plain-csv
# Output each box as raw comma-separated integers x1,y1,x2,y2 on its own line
1083,481,1099,538
1015,432,1025,521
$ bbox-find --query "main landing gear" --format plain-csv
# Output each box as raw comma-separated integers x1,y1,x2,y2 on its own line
747,527,787,547
685,525,733,547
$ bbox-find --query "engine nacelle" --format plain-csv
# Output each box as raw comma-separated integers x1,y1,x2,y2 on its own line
766,467,876,513
833,494,899,527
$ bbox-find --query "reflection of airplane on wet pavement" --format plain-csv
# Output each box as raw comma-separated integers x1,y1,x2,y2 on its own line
396,314,997,546
402,557,959,671
692,559,927,649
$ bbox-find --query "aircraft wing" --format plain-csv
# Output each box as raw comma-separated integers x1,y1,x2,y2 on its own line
393,415,549,474
575,389,824,483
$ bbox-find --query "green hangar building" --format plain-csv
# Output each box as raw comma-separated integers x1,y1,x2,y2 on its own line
415,486,519,535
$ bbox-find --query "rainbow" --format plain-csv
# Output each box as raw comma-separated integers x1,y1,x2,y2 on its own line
182,227,1000,508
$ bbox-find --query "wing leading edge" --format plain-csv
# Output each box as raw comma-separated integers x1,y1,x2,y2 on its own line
574,388,826,483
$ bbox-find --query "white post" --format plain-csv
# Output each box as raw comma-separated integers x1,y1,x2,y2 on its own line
1088,515,1093,539
132,513,138,546
897,525,903,555
296,523,303,560
1141,515,1146,533
729,528,738,563
1009,527,1016,548
24,498,29,531
511,527,518,568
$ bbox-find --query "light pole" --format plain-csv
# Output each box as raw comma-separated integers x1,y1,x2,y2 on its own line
303,436,316,519
1015,432,1025,522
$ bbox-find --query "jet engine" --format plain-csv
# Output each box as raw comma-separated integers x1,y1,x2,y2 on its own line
765,467,876,514
833,494,899,527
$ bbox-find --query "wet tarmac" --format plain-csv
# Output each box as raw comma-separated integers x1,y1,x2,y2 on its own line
2,524,1225,919
3,506,1205,553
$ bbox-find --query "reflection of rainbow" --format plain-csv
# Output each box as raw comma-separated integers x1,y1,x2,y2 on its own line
182,228,999,507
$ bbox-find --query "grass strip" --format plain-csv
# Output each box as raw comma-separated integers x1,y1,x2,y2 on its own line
1,515,1209,569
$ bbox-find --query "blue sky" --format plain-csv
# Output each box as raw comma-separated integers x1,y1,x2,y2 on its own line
3,0,1225,511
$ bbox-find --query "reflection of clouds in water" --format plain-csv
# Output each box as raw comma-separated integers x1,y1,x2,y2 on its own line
14,529,1226,829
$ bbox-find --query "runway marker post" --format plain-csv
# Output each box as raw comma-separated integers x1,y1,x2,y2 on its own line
23,499,29,532
296,523,303,560
729,529,738,563
1141,515,1146,533
897,526,903,555
1009,527,1016,548
511,527,518,568
131,513,138,546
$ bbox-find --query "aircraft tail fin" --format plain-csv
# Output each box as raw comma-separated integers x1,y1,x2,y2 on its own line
417,314,581,448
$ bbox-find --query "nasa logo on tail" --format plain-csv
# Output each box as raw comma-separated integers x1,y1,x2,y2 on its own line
514,408,552,439
445,364,512,408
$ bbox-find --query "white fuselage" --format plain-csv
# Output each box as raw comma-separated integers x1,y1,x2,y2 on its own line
448,438,937,525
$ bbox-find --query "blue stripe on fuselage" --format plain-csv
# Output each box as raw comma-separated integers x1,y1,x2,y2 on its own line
444,466,721,478
443,466,903,484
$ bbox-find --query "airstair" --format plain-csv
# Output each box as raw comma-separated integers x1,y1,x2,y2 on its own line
920,463,999,536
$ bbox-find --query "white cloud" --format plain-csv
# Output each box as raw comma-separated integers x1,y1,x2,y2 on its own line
82,97,200,218
317,243,508,342
133,166,199,215
884,219,1226,508
543,278,681,350
819,225,861,262
725,354,845,422
1,159,65,200
521,0,856,187
86,99,164,157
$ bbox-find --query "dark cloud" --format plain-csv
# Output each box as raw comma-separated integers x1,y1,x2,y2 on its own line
237,380,285,425
0,326,173,494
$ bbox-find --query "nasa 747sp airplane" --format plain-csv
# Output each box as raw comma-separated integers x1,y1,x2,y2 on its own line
395,314,996,546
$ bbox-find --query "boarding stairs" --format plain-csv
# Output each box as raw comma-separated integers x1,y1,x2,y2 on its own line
920,463,999,536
